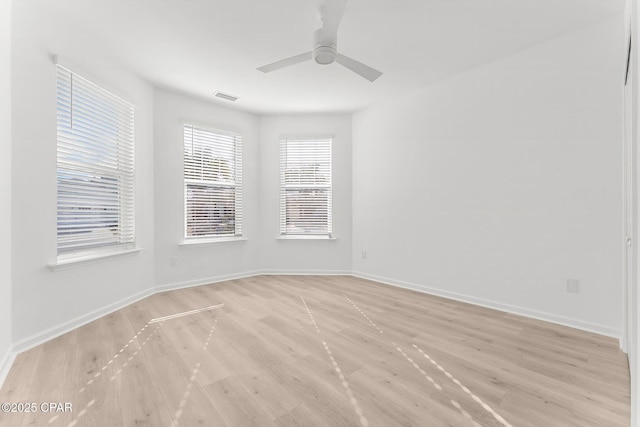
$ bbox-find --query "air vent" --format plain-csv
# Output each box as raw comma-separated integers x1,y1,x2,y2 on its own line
214,92,239,102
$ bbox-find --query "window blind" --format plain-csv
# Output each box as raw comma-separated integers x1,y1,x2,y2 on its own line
184,124,242,238
56,66,135,253
280,138,332,236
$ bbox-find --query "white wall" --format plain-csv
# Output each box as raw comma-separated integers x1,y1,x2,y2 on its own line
258,114,352,273
153,96,353,283
0,0,13,381
11,1,155,346
154,89,260,288
352,17,624,336
630,0,639,424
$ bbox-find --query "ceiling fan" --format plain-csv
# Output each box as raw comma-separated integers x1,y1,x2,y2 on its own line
257,0,382,82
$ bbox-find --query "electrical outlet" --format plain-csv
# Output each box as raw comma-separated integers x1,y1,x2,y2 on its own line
566,279,580,293
361,250,367,259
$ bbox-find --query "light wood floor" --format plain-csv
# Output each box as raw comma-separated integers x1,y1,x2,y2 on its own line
0,275,630,426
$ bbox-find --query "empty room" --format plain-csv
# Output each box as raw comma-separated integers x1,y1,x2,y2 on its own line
1,0,639,426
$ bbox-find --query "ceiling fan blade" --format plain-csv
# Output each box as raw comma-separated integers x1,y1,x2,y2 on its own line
335,53,382,82
257,52,313,73
320,0,347,42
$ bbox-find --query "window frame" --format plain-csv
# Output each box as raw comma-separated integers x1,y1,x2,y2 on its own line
55,65,136,260
279,137,333,238
183,123,243,242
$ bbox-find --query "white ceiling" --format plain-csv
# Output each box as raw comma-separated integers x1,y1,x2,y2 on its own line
40,0,623,114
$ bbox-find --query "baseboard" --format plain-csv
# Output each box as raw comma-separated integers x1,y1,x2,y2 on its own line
258,269,352,276
154,269,352,293
352,271,621,339
0,344,16,390
11,287,155,355
154,270,263,293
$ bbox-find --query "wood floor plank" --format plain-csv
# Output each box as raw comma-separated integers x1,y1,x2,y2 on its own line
235,370,300,420
205,377,277,427
274,403,332,427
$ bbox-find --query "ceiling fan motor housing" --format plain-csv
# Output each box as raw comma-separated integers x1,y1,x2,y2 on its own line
313,45,337,65
313,28,336,65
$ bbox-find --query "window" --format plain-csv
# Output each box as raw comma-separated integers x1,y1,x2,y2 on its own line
280,138,332,237
56,66,135,255
184,124,242,239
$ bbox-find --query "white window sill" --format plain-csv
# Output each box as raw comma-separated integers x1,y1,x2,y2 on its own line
48,247,143,272
180,237,247,246
277,235,336,240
